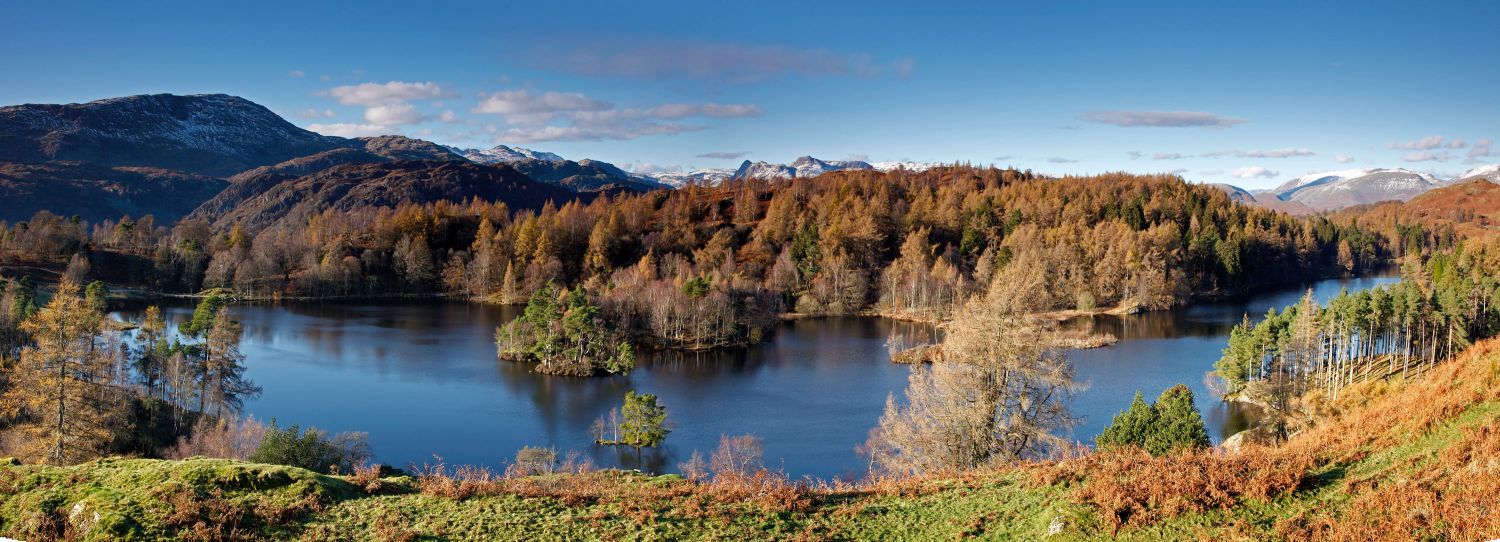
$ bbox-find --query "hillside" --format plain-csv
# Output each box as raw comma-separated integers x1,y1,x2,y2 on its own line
1336,178,1500,239
3,334,1496,540
0,161,227,222
0,94,346,177
200,160,583,231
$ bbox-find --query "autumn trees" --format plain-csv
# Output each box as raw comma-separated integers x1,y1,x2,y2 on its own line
1,167,1395,351
0,281,120,464
1214,236,1500,439
0,281,259,465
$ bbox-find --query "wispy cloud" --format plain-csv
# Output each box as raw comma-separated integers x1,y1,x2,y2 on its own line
1081,110,1246,128
1336,154,1355,163
1467,139,1494,164
1389,135,1467,151
307,123,394,138
325,81,450,106
1403,151,1454,162
472,88,760,143
1126,151,1143,160
1237,147,1316,158
1232,166,1278,179
1048,157,1078,164
293,108,336,120
1201,148,1317,159
698,151,750,160
288,70,305,78
525,39,915,84
1153,152,1190,160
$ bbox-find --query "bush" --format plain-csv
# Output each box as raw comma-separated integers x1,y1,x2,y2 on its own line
1096,384,1210,456
248,420,371,474
510,446,558,476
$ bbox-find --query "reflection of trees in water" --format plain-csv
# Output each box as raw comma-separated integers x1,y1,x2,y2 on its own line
884,319,939,355
597,442,674,474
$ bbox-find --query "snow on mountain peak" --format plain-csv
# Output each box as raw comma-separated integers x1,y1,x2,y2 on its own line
453,144,564,165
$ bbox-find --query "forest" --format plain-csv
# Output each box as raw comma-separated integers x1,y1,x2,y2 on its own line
1213,233,1500,440
0,166,1389,363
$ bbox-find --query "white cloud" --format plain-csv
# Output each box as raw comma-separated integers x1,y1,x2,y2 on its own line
326,81,449,106
1466,138,1494,164
473,90,609,122
438,110,459,123
473,88,760,143
1336,154,1355,163
1390,135,1448,150
1201,148,1317,159
288,70,305,78
698,151,749,160
363,103,425,125
1081,110,1246,128
293,108,336,120
1048,157,1078,164
1403,151,1453,162
527,39,915,84
1153,152,1189,160
1232,166,1278,179
1237,147,1316,158
306,123,395,138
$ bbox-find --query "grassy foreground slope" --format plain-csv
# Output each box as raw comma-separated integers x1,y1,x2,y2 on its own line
3,339,1499,541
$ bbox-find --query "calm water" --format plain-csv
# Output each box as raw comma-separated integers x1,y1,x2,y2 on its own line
114,273,1397,479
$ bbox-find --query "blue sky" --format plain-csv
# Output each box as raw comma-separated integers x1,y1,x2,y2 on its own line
2,0,1497,189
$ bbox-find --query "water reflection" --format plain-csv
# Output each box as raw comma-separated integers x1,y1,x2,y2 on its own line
112,273,1397,478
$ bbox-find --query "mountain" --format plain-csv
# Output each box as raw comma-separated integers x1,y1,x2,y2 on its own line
870,160,941,173
356,135,466,162
1458,164,1500,183
500,158,663,192
1258,168,1448,211
644,168,736,188
1336,178,1500,239
0,161,226,222
453,144,564,164
733,156,874,180
0,94,346,176
194,160,582,232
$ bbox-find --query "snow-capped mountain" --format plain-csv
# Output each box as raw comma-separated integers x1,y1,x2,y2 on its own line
870,161,942,173
645,168,736,188
1458,164,1500,182
1258,168,1448,211
452,144,564,165
733,156,875,180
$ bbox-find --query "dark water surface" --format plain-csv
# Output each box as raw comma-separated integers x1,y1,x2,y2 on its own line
114,273,1396,479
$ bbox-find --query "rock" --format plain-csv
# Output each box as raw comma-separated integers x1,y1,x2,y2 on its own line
69,500,100,534
1047,515,1067,536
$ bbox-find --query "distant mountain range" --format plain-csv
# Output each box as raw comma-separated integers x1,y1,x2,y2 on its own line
1208,166,1500,214
0,92,1493,226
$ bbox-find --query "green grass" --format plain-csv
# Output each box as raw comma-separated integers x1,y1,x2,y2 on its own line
4,398,1497,541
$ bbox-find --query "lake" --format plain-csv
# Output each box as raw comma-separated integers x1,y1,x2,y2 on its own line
114,273,1398,479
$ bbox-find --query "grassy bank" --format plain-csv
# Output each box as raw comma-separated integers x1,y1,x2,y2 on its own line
4,338,1499,541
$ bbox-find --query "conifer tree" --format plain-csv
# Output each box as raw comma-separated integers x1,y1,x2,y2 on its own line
0,281,120,464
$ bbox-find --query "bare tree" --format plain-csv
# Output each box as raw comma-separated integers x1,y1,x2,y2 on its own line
869,277,1080,475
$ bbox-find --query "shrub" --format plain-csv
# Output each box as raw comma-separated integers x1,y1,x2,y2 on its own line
510,446,558,476
1096,384,1210,456
247,421,371,474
